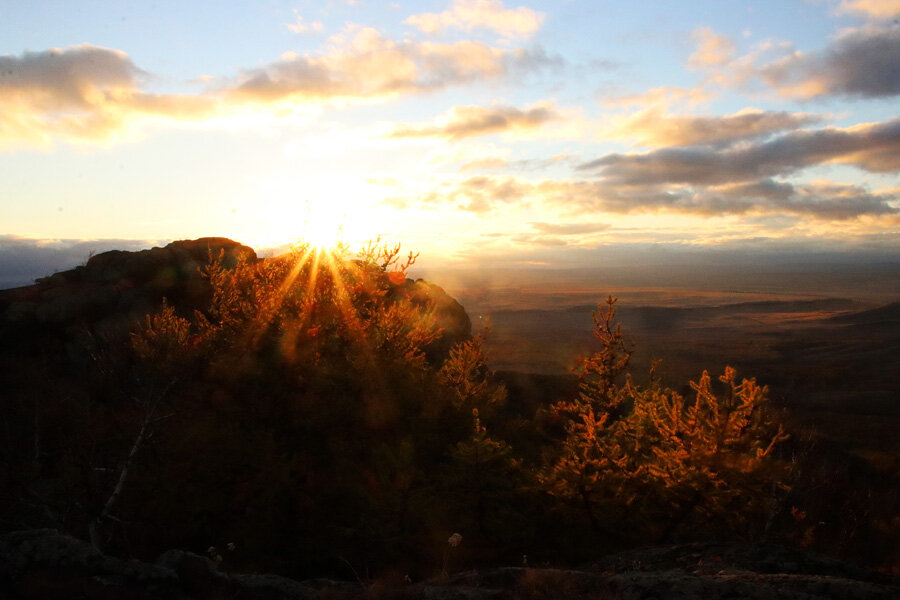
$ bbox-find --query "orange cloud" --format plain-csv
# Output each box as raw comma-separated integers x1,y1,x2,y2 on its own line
602,85,715,109
0,44,218,148
837,0,900,19
405,0,544,37
688,27,736,68
0,30,551,148
227,28,537,103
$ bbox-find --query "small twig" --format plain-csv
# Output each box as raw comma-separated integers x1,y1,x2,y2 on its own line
338,555,366,588
151,412,176,424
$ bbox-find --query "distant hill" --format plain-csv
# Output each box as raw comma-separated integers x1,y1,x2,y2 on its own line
830,301,900,325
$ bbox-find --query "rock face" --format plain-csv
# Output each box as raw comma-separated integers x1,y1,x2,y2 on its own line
0,238,256,332
1,531,897,600
0,529,315,600
0,529,179,600
400,278,472,362
588,542,900,600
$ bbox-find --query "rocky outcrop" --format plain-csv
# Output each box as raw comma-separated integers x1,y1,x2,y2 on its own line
400,278,472,362
0,529,179,599
0,530,316,600
2,531,896,600
372,544,900,600
588,541,899,599
0,238,256,331
0,238,470,360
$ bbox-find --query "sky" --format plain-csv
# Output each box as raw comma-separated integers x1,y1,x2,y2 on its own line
1,0,900,286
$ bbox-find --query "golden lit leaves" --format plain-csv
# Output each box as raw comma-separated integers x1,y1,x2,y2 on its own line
541,297,791,535
154,239,443,385
439,333,507,411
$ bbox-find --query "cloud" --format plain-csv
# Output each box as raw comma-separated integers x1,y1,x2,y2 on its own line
427,175,533,212
583,178,899,220
405,0,544,37
837,0,900,19
529,222,610,235
605,108,824,148
508,234,571,247
0,31,552,148
678,180,899,219
580,117,900,184
758,26,900,98
459,156,510,171
388,102,558,140
688,27,737,68
387,175,533,212
227,27,548,103
695,25,900,99
0,44,217,147
601,85,716,109
287,11,324,33
397,174,898,221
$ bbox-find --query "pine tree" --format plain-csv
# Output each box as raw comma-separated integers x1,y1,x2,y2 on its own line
635,367,790,539
540,297,791,544
537,297,639,537
450,408,516,537
439,332,507,413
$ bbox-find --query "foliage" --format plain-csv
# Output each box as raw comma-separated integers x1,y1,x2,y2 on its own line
448,408,517,539
7,240,509,576
439,332,507,412
4,244,894,576
540,296,791,546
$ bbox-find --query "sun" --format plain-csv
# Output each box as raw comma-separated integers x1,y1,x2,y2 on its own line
295,199,347,250
243,197,350,251
237,175,399,252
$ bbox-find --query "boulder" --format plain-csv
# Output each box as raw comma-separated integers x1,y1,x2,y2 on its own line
0,529,178,599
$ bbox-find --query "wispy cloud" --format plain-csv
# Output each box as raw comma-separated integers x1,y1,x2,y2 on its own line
397,175,532,213
604,108,824,148
687,27,736,68
529,222,610,235
601,85,716,109
405,0,544,37
836,0,900,20
396,173,897,221
388,102,558,140
286,10,324,33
